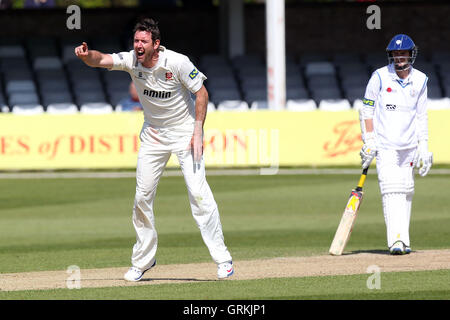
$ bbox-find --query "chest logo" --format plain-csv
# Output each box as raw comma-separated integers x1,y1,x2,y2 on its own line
386,86,397,93
165,72,173,80
143,89,171,99
386,104,397,111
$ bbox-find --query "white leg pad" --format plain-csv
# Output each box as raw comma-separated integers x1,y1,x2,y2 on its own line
377,148,416,248
382,192,409,248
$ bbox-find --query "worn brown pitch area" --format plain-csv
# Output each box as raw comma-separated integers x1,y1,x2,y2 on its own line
1,249,449,292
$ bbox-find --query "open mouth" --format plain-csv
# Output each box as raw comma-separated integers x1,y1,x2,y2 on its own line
136,50,145,58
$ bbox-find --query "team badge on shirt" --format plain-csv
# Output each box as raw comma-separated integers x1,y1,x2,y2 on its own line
189,68,199,79
165,72,173,80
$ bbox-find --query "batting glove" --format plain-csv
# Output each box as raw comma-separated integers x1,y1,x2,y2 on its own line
415,140,433,177
360,131,377,169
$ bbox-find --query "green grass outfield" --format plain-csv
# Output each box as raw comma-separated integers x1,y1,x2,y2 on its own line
1,270,449,300
0,171,449,299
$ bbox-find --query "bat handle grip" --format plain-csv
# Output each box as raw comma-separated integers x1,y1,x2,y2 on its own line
356,167,369,191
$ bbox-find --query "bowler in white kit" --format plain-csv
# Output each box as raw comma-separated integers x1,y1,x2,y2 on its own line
75,18,233,280
359,34,433,255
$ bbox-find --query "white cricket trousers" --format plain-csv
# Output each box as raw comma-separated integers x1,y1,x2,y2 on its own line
376,148,416,248
131,122,232,271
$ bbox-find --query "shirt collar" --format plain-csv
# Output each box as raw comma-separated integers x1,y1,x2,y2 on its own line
388,63,414,84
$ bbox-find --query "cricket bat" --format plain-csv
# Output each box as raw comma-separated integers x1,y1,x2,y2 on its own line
329,167,369,256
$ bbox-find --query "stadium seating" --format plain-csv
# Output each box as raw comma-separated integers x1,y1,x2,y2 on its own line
199,54,229,70
11,104,44,115
42,92,74,107
304,62,335,78
0,92,7,112
338,63,369,81
0,37,449,114
216,100,249,111
250,100,269,111
365,53,386,72
310,87,342,103
210,87,242,106
286,73,306,89
307,74,339,89
80,102,114,114
318,99,352,111
231,54,264,70
344,86,366,104
428,85,443,99
0,45,26,58
9,92,39,106
46,103,79,114
286,99,317,111
91,36,124,54
333,52,363,66
287,87,309,100
207,101,216,112
207,76,240,91
444,84,450,98
6,79,36,94
244,88,267,105
427,97,450,110
76,91,108,106
430,51,450,65
298,52,329,67
33,56,63,70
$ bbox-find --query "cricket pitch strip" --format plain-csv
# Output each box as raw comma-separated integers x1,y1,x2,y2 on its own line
1,249,449,292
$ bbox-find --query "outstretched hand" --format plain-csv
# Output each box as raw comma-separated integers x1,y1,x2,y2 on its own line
74,42,89,59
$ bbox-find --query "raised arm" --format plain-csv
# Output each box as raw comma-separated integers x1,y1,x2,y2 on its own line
74,42,113,69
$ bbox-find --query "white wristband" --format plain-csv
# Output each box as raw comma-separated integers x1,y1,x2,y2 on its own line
364,131,375,144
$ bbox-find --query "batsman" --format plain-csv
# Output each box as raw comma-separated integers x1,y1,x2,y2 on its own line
359,34,433,255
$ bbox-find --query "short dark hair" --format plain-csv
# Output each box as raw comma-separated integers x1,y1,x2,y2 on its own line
133,18,161,43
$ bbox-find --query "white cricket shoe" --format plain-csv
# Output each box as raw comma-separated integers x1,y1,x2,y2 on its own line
217,261,234,279
389,241,406,255
124,260,156,282
404,246,412,254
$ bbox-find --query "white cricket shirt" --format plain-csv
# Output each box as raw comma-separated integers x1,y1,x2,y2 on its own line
110,46,206,128
361,64,429,150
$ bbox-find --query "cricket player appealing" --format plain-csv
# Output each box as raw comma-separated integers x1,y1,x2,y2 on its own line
75,18,233,280
359,34,433,255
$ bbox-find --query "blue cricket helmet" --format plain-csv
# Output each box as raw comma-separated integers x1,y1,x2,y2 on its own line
386,34,418,70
